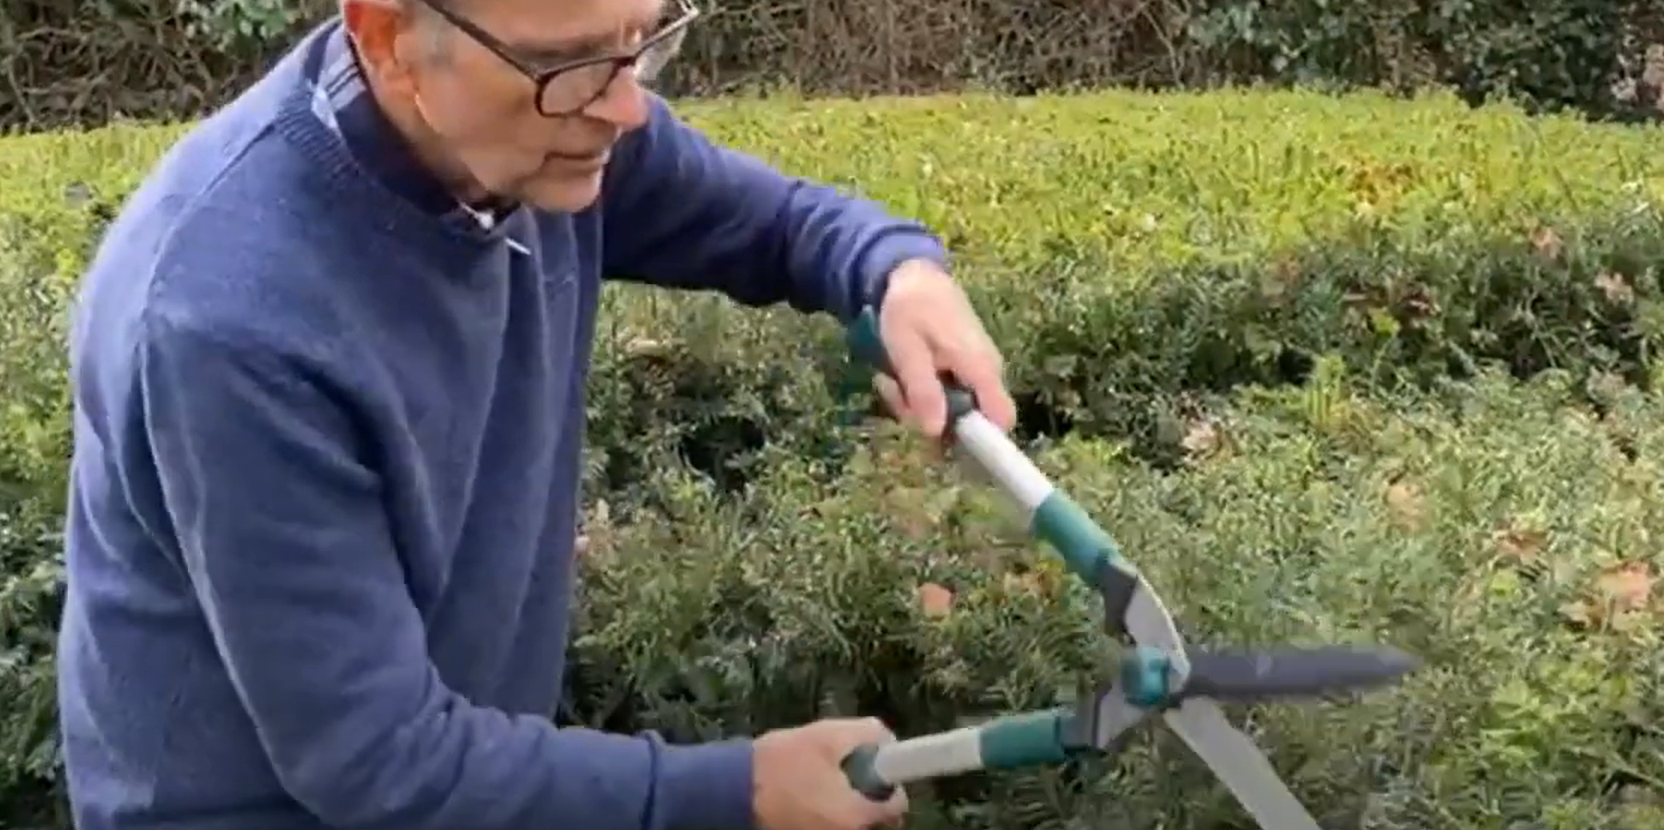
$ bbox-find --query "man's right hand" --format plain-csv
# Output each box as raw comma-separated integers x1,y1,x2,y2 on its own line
752,717,909,830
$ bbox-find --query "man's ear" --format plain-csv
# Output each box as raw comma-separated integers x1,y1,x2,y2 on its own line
341,0,419,94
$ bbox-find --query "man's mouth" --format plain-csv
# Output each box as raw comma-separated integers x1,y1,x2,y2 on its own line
547,149,610,168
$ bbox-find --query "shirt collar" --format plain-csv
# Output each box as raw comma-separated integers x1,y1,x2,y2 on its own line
309,25,516,228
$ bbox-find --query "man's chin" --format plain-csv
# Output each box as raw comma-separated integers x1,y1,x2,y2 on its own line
520,170,605,214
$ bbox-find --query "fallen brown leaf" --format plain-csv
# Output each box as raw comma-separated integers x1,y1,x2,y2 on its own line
1491,522,1547,564
1002,572,1044,597
1559,600,1592,626
1384,478,1428,531
1560,560,1655,630
1400,284,1440,321
1596,561,1653,613
1595,271,1634,304
917,582,954,617
1530,225,1563,261
1180,417,1221,461
623,337,673,361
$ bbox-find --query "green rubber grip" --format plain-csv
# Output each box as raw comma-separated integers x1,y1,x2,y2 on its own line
840,744,895,801
978,710,1075,769
846,307,979,422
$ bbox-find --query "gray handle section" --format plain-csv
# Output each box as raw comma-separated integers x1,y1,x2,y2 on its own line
837,714,1072,800
846,304,1108,584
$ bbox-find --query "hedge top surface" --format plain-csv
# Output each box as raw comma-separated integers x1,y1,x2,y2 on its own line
4,87,1662,517
4,88,1662,281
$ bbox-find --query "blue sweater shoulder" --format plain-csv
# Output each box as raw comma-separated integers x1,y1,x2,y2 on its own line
60,34,752,830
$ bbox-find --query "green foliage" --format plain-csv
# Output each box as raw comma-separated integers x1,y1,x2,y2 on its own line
5,0,1660,131
177,0,315,51
566,368,1664,829
579,88,1664,500
2,88,1664,827
1184,0,1660,121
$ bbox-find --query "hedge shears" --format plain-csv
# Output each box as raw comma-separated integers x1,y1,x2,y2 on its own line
835,307,1419,830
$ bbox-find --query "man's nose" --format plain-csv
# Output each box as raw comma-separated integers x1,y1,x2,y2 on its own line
586,67,651,131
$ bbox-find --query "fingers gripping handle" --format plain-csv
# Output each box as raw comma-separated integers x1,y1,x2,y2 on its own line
847,307,1124,587
840,711,1078,801
847,307,980,425
845,305,1044,512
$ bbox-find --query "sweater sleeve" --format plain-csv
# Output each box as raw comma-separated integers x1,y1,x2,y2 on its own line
598,93,951,323
136,308,755,830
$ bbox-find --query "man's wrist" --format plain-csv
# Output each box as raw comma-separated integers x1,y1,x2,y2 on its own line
858,232,952,317
656,737,757,830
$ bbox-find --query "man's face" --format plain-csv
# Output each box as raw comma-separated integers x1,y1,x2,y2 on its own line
344,0,683,213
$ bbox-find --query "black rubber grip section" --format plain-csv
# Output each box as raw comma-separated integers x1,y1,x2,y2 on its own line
1180,645,1421,701
840,744,896,801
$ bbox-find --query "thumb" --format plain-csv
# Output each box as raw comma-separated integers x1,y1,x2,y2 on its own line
852,716,898,747
845,715,898,755
820,716,898,757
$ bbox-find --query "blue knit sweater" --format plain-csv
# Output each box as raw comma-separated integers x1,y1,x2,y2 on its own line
56,19,947,830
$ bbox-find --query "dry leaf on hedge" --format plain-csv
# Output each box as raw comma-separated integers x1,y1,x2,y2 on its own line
1400,284,1439,322
1558,600,1591,626
1261,257,1302,301
1180,417,1228,462
1598,561,1653,611
1530,225,1563,261
1491,522,1547,564
622,337,672,360
1594,271,1634,304
917,582,954,617
1560,560,1654,629
1384,479,1428,530
1002,571,1045,597
579,500,613,560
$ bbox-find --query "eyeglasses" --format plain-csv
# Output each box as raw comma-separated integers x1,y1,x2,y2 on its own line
411,0,699,117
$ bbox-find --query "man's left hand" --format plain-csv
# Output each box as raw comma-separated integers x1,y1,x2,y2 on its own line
872,258,1017,440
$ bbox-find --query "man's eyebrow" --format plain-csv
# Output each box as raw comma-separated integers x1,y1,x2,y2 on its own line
504,7,671,61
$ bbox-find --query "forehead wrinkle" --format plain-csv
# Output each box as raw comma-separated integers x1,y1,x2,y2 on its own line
492,0,669,56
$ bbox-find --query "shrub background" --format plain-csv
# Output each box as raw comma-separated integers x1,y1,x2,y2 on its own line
3,86,1664,828
568,368,1664,830
2,0,1662,132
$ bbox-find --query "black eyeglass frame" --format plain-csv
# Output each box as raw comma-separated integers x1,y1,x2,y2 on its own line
410,0,700,117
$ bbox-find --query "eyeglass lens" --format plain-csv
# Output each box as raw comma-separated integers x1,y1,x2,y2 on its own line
538,20,690,113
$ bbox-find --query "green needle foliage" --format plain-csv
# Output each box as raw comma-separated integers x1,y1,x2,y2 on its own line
4,88,1663,828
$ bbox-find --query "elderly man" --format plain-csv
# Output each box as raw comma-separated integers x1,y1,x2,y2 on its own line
55,0,1015,829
